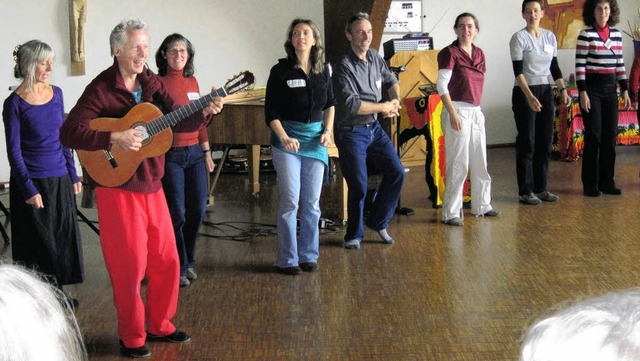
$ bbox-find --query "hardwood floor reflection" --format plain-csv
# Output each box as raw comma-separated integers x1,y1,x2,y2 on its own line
5,146,640,360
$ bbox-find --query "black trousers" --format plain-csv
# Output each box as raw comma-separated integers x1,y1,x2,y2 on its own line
580,78,619,192
512,85,555,196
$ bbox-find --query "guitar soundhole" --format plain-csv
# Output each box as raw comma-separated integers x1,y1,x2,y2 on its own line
134,124,150,142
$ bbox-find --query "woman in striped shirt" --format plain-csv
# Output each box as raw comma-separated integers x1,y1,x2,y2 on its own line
575,0,630,197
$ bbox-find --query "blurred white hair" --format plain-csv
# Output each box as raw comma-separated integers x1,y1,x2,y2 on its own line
520,289,640,361
0,263,87,361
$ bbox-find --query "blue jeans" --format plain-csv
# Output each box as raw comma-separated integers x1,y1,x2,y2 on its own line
335,122,404,241
271,147,324,267
162,145,208,276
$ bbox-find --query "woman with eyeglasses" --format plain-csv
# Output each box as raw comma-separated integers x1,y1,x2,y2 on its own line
155,33,221,287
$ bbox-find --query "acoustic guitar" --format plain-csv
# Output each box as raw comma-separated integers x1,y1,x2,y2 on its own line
77,71,254,187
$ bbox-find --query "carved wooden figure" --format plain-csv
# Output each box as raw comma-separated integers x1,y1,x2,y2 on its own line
69,0,86,75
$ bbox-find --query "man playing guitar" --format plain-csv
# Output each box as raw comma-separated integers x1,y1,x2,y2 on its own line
60,18,223,358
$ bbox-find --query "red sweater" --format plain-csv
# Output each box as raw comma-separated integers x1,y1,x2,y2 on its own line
60,58,176,193
158,68,212,147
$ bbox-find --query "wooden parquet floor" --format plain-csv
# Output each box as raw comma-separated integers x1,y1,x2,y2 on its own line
2,146,640,361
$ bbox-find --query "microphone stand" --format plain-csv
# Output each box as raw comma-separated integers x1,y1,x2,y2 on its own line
389,65,414,216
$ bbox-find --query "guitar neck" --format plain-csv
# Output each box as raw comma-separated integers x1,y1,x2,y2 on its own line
145,87,228,137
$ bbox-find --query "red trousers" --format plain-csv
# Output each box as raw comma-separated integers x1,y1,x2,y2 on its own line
95,187,180,348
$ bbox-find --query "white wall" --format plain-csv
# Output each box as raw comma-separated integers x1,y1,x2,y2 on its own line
382,0,638,145
0,1,637,181
0,0,323,182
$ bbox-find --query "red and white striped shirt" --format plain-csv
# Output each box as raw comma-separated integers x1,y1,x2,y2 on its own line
575,26,627,92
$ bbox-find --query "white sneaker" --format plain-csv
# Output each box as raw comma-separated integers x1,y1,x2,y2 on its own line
344,238,361,249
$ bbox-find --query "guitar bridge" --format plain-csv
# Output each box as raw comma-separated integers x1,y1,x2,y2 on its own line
104,150,118,168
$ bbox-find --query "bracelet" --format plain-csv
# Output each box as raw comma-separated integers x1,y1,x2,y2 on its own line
558,88,567,92
202,149,211,153
324,129,333,135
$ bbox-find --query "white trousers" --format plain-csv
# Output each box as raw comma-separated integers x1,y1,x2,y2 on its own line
441,106,493,221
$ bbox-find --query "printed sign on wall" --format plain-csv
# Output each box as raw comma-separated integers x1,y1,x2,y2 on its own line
385,1,422,33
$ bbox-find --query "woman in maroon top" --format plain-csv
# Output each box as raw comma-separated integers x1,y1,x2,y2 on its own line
155,33,218,287
437,13,499,226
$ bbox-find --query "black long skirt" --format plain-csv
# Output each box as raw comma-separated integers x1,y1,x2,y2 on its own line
10,175,84,286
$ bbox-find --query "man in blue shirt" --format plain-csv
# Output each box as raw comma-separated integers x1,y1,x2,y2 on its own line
333,12,405,249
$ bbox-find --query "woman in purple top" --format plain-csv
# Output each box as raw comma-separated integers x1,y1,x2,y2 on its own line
2,40,83,306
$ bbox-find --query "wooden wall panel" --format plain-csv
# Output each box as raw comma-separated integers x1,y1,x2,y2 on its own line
323,0,392,65
390,50,441,167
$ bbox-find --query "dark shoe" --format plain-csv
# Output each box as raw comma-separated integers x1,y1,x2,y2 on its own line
147,329,191,343
68,298,80,309
299,262,319,272
119,340,151,358
186,268,198,280
60,291,79,309
600,186,622,195
519,193,541,205
62,295,79,309
583,188,602,197
535,191,558,202
274,265,303,275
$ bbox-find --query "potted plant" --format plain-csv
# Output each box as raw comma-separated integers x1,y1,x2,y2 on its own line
625,9,640,53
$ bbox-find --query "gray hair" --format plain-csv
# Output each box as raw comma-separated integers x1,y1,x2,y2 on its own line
345,12,370,34
0,263,87,361
13,40,54,92
520,289,640,361
109,18,148,56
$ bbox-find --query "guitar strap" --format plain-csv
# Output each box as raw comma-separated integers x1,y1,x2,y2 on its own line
152,91,173,115
143,65,173,115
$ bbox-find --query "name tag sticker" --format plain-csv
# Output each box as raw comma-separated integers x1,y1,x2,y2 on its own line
376,79,382,89
604,39,612,49
187,92,200,100
544,44,554,53
287,79,306,88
